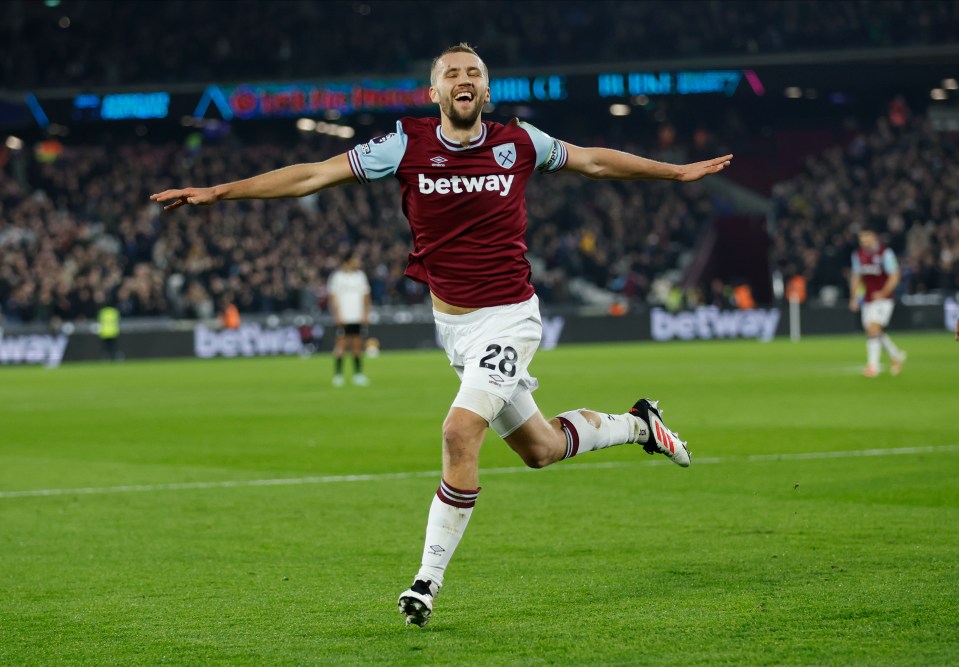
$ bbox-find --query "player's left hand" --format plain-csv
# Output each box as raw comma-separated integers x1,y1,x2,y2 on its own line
150,187,220,211
676,154,733,182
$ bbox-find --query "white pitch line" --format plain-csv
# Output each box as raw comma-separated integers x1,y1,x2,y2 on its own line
1,445,956,500
740,444,959,462
0,461,631,499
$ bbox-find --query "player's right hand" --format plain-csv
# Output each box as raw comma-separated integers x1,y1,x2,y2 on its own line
675,154,734,182
150,187,219,211
849,299,859,313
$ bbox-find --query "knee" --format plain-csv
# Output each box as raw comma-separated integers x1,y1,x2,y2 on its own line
518,446,552,469
442,419,468,448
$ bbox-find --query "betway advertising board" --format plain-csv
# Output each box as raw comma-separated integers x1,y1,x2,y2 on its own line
0,331,68,367
0,302,952,366
650,307,781,342
194,324,303,359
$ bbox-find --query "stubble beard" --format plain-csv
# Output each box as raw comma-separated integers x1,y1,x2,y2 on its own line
442,95,483,130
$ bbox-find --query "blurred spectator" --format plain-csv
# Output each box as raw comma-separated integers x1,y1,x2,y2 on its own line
785,274,807,304
220,299,241,331
733,282,756,309
97,299,121,360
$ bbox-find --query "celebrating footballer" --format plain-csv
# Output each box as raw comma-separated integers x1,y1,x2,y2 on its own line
152,43,733,627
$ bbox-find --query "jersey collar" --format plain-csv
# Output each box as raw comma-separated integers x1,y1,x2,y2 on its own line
436,123,487,151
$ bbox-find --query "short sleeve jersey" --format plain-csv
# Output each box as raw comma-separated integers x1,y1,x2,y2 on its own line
851,246,898,302
347,117,567,308
328,269,370,324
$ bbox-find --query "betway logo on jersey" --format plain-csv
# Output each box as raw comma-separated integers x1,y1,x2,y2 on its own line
195,324,302,359
651,306,780,342
0,331,68,367
418,173,515,197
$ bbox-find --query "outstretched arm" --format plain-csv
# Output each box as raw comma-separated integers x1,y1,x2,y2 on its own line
561,142,732,182
150,153,356,211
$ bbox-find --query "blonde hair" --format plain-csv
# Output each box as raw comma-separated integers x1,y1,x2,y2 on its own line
430,43,488,86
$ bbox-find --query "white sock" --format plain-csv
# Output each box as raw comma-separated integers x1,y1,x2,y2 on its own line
880,334,901,359
556,409,649,459
414,479,478,590
867,336,881,368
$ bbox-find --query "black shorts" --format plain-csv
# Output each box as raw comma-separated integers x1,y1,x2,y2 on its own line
338,323,364,337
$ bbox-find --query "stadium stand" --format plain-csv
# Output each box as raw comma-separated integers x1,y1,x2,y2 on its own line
3,1,958,324
0,131,721,322
4,97,959,322
4,1,959,88
770,108,959,302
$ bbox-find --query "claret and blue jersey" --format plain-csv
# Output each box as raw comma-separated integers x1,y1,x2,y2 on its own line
852,246,899,302
347,117,568,308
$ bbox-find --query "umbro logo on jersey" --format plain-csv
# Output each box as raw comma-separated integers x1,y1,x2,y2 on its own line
418,173,515,197
430,156,448,167
493,143,516,169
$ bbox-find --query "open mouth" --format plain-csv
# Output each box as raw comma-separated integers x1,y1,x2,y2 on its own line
454,90,474,103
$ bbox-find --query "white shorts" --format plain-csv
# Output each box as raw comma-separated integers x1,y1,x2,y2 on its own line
434,294,542,437
861,299,894,328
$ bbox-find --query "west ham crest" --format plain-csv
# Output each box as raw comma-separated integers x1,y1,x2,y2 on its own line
492,143,517,170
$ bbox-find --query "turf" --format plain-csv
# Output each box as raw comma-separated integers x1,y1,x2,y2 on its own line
1,333,957,666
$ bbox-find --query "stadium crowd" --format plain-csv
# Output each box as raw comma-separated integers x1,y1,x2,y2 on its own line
770,106,959,301
4,99,958,325
0,130,719,324
5,100,959,325
5,0,959,89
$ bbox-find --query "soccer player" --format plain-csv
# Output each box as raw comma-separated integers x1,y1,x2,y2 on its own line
328,253,372,387
151,43,733,627
849,227,906,377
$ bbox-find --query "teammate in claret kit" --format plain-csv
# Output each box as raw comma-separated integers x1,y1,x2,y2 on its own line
849,227,906,377
151,43,733,627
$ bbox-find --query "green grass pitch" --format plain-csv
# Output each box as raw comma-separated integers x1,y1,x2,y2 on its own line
1,333,957,666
